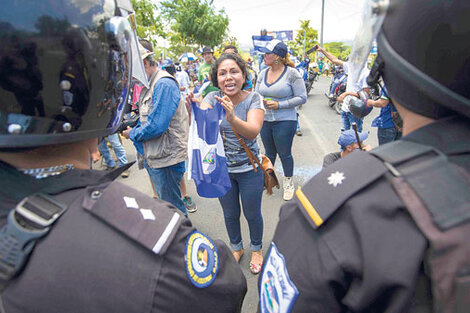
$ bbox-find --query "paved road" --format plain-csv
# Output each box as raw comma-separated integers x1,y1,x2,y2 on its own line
113,76,379,313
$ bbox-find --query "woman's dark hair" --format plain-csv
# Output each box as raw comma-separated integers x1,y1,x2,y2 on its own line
210,53,248,89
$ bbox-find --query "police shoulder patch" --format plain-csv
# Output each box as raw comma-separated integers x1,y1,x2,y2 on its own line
260,242,299,313
185,230,219,288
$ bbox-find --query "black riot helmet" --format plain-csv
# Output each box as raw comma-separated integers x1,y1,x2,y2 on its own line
375,0,470,119
349,96,373,119
0,0,134,149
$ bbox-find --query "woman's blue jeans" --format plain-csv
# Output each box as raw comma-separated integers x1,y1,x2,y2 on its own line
218,169,264,251
260,120,297,177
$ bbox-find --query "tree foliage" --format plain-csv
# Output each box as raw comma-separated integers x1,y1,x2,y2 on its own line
161,0,229,48
214,36,240,56
288,20,318,58
130,0,165,43
324,42,351,60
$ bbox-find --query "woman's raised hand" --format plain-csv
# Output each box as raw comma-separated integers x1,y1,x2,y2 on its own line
215,95,235,122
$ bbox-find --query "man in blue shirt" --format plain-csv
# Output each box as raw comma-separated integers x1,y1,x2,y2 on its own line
123,43,189,215
366,85,402,145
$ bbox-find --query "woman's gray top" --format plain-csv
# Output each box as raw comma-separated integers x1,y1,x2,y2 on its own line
255,65,307,122
204,91,265,173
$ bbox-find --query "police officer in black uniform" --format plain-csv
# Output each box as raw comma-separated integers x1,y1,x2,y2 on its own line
0,1,246,312
258,0,470,312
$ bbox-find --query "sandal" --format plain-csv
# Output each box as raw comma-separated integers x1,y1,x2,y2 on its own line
249,250,263,275
232,248,244,263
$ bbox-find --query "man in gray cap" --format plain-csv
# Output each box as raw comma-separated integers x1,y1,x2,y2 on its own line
123,42,189,216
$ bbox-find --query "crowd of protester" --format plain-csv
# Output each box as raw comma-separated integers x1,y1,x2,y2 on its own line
102,37,404,275
3,1,468,312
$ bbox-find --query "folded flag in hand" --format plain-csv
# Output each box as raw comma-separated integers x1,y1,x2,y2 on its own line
187,102,231,198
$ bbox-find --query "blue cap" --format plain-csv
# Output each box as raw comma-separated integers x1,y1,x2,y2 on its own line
338,129,369,150
161,58,174,68
259,39,288,58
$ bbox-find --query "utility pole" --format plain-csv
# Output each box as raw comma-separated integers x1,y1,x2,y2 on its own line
303,29,306,57
320,0,325,47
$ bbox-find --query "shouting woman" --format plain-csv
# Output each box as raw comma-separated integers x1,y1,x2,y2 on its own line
187,53,266,274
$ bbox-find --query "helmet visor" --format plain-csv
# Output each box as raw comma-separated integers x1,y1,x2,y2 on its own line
347,0,389,89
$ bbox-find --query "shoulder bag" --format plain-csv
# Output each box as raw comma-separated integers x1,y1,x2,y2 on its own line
231,126,280,195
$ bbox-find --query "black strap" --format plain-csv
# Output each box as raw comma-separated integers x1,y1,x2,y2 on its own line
0,161,134,291
370,141,470,230
0,193,67,291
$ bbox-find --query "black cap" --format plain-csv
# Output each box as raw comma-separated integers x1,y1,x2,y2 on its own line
202,46,213,54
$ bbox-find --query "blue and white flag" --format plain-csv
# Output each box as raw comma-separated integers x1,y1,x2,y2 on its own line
187,102,231,198
274,30,293,42
252,35,273,52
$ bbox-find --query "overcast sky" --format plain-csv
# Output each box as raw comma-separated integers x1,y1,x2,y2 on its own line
212,0,364,50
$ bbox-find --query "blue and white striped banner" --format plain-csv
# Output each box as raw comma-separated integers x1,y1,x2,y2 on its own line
252,35,273,52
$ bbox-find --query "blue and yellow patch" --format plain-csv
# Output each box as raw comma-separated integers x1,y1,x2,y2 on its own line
185,231,219,288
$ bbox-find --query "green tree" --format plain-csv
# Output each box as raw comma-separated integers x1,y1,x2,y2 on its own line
288,20,318,58
130,0,166,42
324,42,351,60
215,36,240,56
161,0,229,48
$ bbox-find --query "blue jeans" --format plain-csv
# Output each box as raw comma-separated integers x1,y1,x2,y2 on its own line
144,161,186,215
330,80,340,95
341,111,363,132
218,169,264,251
378,127,402,145
260,120,297,177
98,133,128,167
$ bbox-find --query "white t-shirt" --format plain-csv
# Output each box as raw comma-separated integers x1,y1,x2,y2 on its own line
342,62,370,112
175,70,191,97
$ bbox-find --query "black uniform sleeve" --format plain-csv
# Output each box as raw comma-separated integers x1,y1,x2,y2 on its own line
262,201,348,313
153,217,247,313
262,177,430,312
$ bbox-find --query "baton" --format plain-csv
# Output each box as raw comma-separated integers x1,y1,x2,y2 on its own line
351,122,363,150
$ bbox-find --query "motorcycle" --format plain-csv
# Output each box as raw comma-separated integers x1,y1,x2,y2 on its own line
296,59,319,95
326,66,347,114
296,47,319,95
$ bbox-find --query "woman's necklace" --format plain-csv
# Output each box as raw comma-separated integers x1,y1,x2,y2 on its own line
19,164,75,179
227,90,248,106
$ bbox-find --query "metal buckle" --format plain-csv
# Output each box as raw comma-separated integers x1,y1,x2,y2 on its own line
15,193,67,228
